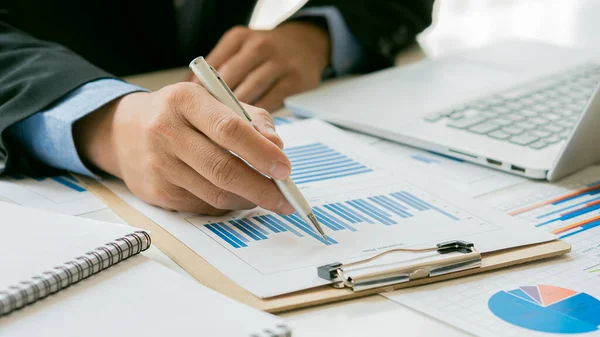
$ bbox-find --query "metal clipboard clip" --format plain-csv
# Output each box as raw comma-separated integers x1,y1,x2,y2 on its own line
317,240,481,292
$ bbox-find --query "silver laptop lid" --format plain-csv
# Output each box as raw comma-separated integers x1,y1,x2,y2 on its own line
548,81,600,181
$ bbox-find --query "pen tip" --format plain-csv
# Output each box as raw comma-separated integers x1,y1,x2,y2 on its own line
307,213,327,241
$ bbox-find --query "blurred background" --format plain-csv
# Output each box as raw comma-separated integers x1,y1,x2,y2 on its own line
251,0,600,57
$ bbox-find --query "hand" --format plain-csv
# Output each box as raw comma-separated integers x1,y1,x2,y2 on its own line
74,82,295,215
190,22,331,112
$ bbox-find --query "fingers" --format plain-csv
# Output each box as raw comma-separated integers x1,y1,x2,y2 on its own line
217,45,267,89
255,79,296,112
234,61,283,104
145,182,228,215
166,158,257,211
176,84,291,180
244,103,284,149
172,126,294,214
206,26,250,69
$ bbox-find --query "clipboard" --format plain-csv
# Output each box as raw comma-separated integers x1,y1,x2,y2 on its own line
77,175,571,314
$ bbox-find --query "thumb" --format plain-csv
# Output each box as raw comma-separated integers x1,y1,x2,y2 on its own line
243,103,285,149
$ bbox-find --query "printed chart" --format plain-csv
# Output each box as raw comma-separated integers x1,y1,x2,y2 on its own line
489,285,600,334
0,173,106,215
285,143,372,184
202,190,461,249
382,166,600,337
190,180,488,274
372,140,524,197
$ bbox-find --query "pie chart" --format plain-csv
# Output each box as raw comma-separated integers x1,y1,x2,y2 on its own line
488,285,600,334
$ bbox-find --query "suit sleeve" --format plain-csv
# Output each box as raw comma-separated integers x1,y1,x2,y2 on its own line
300,0,434,73
0,22,113,174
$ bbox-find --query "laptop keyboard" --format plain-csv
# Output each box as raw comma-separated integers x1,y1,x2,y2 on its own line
424,63,600,149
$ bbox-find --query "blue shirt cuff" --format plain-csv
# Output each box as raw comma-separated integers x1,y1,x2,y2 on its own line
293,6,365,76
7,79,147,177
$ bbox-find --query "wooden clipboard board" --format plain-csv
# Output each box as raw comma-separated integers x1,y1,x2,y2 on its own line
77,175,571,314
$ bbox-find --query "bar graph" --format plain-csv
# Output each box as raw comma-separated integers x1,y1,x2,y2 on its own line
0,172,106,215
9,173,86,192
200,191,461,249
501,180,600,239
285,143,372,184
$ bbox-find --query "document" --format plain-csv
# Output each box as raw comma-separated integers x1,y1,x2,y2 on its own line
0,173,106,216
383,166,600,336
104,119,555,298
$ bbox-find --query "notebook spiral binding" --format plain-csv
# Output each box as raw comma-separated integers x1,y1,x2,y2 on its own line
0,231,151,317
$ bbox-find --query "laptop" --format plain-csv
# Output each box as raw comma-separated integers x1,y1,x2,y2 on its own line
285,40,600,181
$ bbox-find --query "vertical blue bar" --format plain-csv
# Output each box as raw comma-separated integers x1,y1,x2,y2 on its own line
290,214,339,244
259,216,286,232
399,192,430,210
346,200,396,226
230,220,261,241
391,192,426,211
336,203,373,223
317,207,357,232
206,224,241,248
380,195,409,210
355,199,391,217
51,176,86,192
253,216,281,233
403,192,460,221
241,219,269,236
281,214,336,244
324,204,357,223
369,197,409,218
268,215,304,237
216,222,249,243
313,207,344,230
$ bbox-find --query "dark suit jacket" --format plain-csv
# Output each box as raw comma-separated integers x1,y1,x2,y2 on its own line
0,0,433,173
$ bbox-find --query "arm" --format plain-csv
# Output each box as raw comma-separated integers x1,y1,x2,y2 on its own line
300,0,435,72
0,22,112,173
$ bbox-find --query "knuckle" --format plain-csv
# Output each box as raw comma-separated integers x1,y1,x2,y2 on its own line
252,35,273,50
205,187,235,209
147,113,177,141
227,26,249,39
162,82,197,106
210,154,240,187
214,115,246,145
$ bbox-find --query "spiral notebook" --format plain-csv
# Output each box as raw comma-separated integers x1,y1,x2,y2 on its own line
0,203,291,336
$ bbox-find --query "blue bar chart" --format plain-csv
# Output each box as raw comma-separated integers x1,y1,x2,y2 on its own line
201,191,461,249
285,143,373,184
509,180,600,239
9,173,86,192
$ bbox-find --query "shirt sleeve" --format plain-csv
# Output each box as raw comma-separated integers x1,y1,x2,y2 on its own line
7,79,147,177
292,6,365,76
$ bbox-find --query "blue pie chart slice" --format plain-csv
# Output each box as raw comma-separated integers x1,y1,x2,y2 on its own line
488,285,600,334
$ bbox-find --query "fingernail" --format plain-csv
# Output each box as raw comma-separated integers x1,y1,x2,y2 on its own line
270,161,291,180
278,198,295,214
266,126,284,148
266,126,279,138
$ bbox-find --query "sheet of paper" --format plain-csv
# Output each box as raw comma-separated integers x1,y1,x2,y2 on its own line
0,203,136,289
0,172,106,216
383,166,600,336
103,119,555,298
275,111,525,198
0,255,289,337
369,139,525,197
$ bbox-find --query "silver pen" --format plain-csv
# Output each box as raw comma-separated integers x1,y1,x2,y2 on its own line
189,57,327,240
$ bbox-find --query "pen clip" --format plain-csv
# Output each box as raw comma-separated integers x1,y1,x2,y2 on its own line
209,65,253,122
